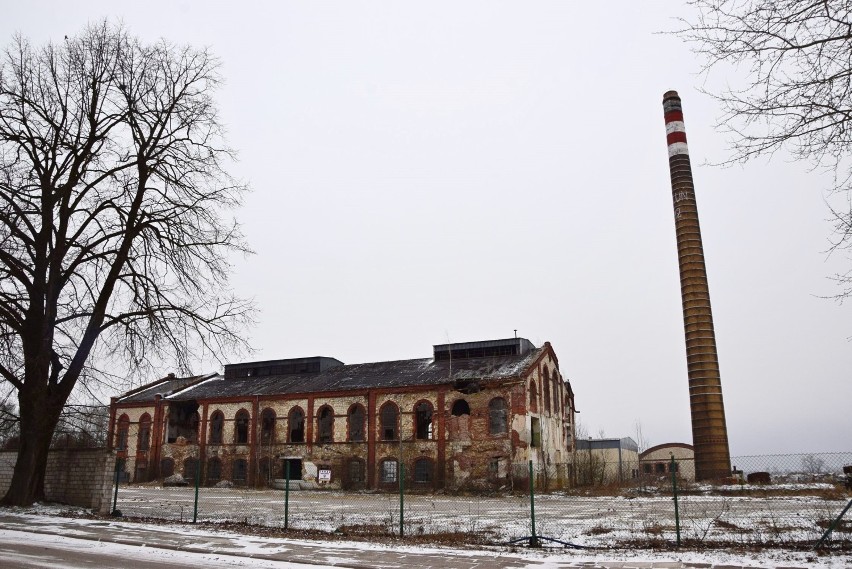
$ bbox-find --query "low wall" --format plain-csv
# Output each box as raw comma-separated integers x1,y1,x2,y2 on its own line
0,448,115,514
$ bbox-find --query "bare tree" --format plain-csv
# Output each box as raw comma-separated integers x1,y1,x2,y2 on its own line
679,0,852,295
0,22,253,506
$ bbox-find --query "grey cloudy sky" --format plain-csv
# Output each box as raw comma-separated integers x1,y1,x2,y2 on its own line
4,1,850,455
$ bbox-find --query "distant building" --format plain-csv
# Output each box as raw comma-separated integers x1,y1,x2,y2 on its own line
639,442,695,482
574,437,639,485
109,337,576,491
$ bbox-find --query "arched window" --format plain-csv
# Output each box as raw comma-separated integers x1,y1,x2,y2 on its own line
115,415,129,450
209,411,224,444
414,401,433,440
316,405,334,443
347,404,366,442
488,397,508,435
234,409,250,444
137,414,151,451
380,458,398,483
207,457,222,483
288,407,305,443
379,402,399,441
451,399,470,416
529,380,538,413
188,412,200,443
260,408,276,445
543,367,551,413
413,458,433,483
160,457,175,478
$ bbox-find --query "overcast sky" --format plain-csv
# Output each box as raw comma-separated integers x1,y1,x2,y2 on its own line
4,1,851,456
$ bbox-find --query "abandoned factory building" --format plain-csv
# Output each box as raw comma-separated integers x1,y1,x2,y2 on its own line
109,337,576,490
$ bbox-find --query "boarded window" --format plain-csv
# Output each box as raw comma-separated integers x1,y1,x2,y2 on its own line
528,381,538,413
316,406,334,443
531,417,541,447
414,458,432,483
209,411,224,444
234,410,250,444
414,401,433,440
348,404,365,442
380,403,398,441
380,459,398,483
488,398,508,435
288,407,305,443
137,414,151,451
233,459,248,483
451,399,470,416
260,408,276,445
160,458,174,478
116,415,129,450
207,458,222,482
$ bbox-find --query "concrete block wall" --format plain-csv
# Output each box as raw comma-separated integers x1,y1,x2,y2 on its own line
0,448,115,514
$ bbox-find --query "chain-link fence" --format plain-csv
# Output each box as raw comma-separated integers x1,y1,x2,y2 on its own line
111,451,852,549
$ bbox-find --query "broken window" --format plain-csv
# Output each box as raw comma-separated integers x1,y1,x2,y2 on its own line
160,458,174,478
450,399,470,416
380,459,398,483
115,415,129,450
166,401,200,443
137,414,151,451
414,401,433,440
207,458,222,483
347,458,365,488
260,408,276,445
488,398,508,435
655,462,666,474
184,458,199,481
348,404,365,442
380,402,398,440
531,417,541,447
288,407,305,443
234,409,250,444
543,367,551,413
413,458,432,483
233,459,248,483
316,406,334,443
209,411,224,444
528,381,538,413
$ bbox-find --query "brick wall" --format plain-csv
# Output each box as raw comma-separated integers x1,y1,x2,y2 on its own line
0,448,116,514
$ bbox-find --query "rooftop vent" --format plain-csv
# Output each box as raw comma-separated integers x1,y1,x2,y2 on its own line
433,338,535,361
224,357,344,380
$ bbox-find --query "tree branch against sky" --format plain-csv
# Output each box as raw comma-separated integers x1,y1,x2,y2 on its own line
679,0,852,296
0,21,254,506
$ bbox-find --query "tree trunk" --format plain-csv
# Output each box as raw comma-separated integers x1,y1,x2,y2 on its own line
1,392,64,506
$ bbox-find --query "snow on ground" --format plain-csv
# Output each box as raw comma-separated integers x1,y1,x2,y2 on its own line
0,504,850,568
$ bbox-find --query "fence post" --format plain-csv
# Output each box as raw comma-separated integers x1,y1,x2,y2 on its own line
815,498,852,549
399,461,405,537
284,460,290,530
192,458,201,523
111,458,122,516
529,460,539,547
671,455,681,547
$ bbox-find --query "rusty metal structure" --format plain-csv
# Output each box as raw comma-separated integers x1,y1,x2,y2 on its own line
662,91,731,481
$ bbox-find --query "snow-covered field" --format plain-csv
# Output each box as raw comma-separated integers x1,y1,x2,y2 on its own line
115,485,852,548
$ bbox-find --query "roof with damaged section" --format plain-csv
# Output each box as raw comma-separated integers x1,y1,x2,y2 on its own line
117,373,220,404
118,347,543,404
